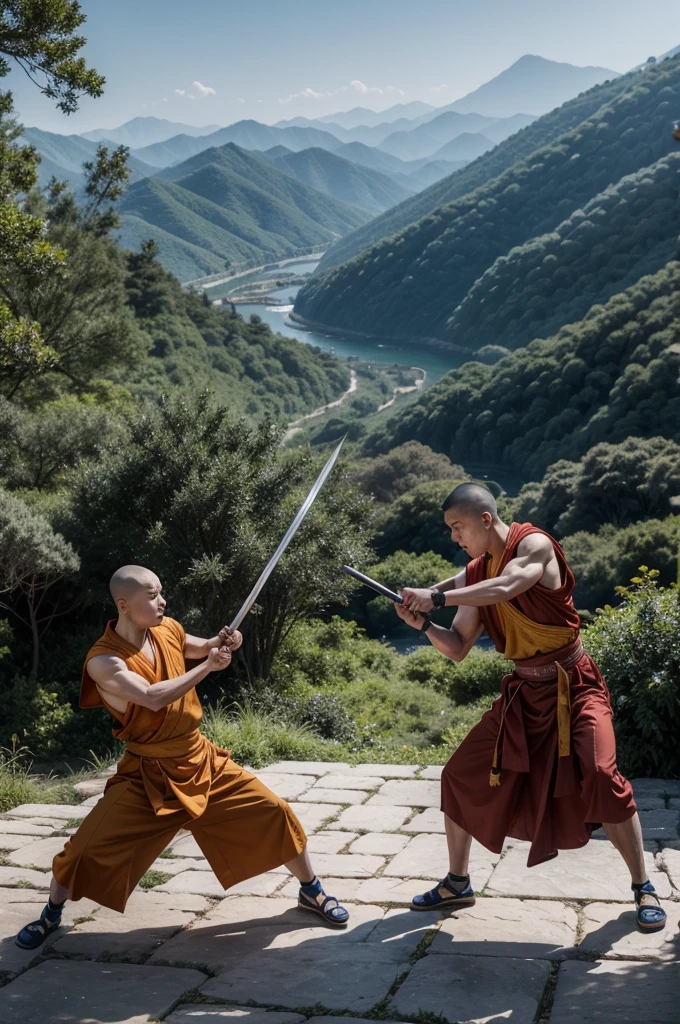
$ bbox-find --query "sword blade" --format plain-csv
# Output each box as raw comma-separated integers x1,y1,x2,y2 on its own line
229,438,345,629
341,565,403,604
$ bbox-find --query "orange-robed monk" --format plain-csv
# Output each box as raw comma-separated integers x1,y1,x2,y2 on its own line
15,565,349,950
397,483,667,935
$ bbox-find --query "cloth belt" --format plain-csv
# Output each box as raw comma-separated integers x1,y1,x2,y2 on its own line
489,636,585,787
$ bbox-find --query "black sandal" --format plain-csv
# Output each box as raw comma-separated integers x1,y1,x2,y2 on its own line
633,880,667,933
15,905,63,950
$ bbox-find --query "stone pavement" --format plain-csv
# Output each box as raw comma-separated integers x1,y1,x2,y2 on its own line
0,762,678,1024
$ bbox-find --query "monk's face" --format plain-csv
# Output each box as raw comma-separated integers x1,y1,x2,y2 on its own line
117,574,166,627
444,507,492,559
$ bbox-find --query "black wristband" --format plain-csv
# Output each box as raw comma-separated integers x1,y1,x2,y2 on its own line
418,614,434,632
430,590,446,609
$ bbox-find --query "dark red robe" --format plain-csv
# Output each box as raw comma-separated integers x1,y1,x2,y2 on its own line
441,522,636,867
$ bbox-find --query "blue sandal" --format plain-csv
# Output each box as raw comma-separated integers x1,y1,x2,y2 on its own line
411,874,476,911
298,877,349,928
633,880,666,933
15,904,63,950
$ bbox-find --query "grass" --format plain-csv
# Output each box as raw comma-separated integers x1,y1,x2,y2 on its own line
201,700,335,769
138,870,173,890
0,740,85,814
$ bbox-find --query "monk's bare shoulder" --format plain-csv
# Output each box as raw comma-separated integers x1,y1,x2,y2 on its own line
516,532,554,563
87,654,127,687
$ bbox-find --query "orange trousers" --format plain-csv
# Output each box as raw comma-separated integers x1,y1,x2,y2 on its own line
52,758,306,912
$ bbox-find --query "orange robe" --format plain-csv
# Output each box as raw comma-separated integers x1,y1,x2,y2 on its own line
441,522,636,867
52,617,306,912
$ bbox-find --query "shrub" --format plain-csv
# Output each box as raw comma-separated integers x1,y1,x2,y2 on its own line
584,568,680,778
400,645,510,704
200,700,340,769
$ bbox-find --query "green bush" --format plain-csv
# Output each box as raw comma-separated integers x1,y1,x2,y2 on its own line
400,645,510,704
584,568,680,778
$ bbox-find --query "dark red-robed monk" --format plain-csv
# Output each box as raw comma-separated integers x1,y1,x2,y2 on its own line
397,483,667,933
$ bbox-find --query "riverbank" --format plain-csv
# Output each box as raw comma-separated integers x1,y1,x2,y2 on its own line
287,310,476,357
284,369,358,441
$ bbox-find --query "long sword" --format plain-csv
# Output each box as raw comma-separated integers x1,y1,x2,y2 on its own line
341,565,403,604
229,438,345,629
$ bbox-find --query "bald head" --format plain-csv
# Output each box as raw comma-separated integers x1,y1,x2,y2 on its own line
109,565,161,605
442,483,497,519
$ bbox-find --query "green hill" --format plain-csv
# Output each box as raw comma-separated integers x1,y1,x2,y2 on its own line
446,153,680,350
264,146,413,214
117,143,370,281
294,57,680,339
362,262,680,481
22,127,155,188
313,66,659,274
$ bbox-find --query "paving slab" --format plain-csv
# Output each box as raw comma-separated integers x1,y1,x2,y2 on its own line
4,803,90,820
345,763,419,778
76,793,105,807
167,833,206,858
276,875,365,901
154,870,282,898
263,761,350,775
0,820,56,837
165,1010,305,1024
579,901,680,961
389,952,551,1023
485,839,672,900
658,847,680,889
429,896,578,960
148,856,205,876
287,801,342,831
383,834,500,890
201,942,410,1012
403,806,446,832
307,1018,409,1024
73,777,108,797
0,888,99,977
368,779,441,807
306,831,358,854
550,959,680,1023
367,906,444,949
295,852,384,877
0,835,43,853
51,890,209,959
0,865,50,888
0,959,206,1023
631,793,667,810
354,876,423,904
334,804,413,832
418,765,444,780
639,809,680,843
630,777,680,796
314,773,384,790
349,832,410,856
251,773,316,800
297,787,368,804
149,895,385,967
8,835,67,869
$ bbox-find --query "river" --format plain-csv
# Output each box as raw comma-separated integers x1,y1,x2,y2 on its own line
209,257,462,386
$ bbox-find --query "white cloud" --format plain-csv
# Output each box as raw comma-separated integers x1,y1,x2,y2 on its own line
279,79,404,104
429,83,449,94
162,97,168,102
238,97,246,104
193,80,216,97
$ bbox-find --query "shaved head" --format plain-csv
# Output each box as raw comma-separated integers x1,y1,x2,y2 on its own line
109,565,160,604
442,483,498,519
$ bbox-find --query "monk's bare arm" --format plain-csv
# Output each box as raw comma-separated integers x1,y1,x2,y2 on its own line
431,567,467,592
394,599,482,662
87,648,231,713
184,627,243,659
425,605,484,662
403,534,554,610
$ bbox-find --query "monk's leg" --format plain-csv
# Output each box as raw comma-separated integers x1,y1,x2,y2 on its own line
570,686,665,929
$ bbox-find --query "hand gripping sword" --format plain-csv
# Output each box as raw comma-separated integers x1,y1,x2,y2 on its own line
229,438,345,630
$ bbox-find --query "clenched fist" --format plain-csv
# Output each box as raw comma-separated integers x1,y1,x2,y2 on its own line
218,626,243,651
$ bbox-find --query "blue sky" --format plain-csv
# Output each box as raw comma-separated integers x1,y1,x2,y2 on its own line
8,0,680,133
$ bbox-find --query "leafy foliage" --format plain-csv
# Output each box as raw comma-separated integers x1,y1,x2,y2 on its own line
584,570,680,778
351,441,466,503
364,263,680,480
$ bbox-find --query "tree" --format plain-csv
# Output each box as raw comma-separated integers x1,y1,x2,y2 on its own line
352,442,467,504
0,1,104,113
517,437,680,537
68,393,373,683
0,487,80,678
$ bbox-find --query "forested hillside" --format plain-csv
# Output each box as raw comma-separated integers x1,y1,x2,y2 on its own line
362,262,680,479
312,63,664,274
446,153,680,350
295,57,680,340
117,143,371,281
